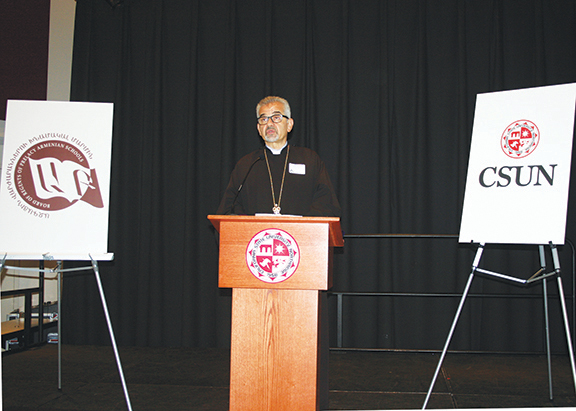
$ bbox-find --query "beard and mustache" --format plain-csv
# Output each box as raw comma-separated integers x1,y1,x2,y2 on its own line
263,125,280,142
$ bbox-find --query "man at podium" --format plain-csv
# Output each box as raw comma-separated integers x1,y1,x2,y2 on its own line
217,96,341,217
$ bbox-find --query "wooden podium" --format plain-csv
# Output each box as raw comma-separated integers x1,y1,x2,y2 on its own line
208,215,344,411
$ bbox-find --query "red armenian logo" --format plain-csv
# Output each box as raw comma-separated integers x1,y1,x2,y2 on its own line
500,120,540,159
245,229,300,283
13,139,103,212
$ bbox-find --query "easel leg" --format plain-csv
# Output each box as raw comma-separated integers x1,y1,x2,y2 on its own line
90,257,133,411
57,264,62,390
422,244,484,409
550,244,576,393
539,246,553,400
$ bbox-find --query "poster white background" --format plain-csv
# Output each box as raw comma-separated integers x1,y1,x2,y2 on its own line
0,100,113,256
459,83,576,245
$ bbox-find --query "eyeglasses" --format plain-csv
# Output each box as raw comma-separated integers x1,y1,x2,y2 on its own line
257,114,289,125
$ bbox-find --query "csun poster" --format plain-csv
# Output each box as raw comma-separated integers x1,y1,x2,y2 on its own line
0,100,114,258
459,83,576,245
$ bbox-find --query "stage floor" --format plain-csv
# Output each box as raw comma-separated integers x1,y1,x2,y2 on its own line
2,344,575,410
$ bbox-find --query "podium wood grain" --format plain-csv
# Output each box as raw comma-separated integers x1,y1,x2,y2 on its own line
230,288,320,410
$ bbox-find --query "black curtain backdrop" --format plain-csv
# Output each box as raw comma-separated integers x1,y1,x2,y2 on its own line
63,0,576,353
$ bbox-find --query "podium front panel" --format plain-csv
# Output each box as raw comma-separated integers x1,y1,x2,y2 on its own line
229,288,322,410
218,219,330,290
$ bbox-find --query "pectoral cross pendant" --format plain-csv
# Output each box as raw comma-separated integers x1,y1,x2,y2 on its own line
273,204,281,215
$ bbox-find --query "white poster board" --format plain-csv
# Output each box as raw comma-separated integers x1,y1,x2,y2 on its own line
459,83,576,245
0,100,114,259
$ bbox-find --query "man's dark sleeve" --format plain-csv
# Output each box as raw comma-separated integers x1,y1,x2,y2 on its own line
216,165,246,215
307,158,342,217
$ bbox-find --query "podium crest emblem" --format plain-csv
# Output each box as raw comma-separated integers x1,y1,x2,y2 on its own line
246,229,300,283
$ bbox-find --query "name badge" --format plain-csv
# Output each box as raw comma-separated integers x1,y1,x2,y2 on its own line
289,163,306,175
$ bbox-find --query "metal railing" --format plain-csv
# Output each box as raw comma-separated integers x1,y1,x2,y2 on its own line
329,234,575,353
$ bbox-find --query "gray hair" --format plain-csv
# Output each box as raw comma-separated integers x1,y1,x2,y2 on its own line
256,96,291,118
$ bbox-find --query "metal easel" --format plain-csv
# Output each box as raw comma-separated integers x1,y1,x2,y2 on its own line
0,253,133,411
422,242,576,409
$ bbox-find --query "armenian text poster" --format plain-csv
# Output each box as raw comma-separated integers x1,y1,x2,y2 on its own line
0,100,114,257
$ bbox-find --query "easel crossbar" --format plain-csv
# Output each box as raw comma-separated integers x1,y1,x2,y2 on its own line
474,267,559,285
2,265,93,274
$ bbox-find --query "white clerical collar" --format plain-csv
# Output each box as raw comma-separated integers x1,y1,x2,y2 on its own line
265,142,288,155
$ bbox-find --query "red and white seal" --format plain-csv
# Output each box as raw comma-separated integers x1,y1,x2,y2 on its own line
501,120,540,159
245,229,300,283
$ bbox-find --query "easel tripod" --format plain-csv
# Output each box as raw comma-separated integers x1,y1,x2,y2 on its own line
422,242,576,409
0,253,133,411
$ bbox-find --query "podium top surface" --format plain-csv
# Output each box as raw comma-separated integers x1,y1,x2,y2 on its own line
207,214,344,247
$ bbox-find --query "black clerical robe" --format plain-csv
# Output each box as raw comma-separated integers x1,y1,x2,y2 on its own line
217,145,341,217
